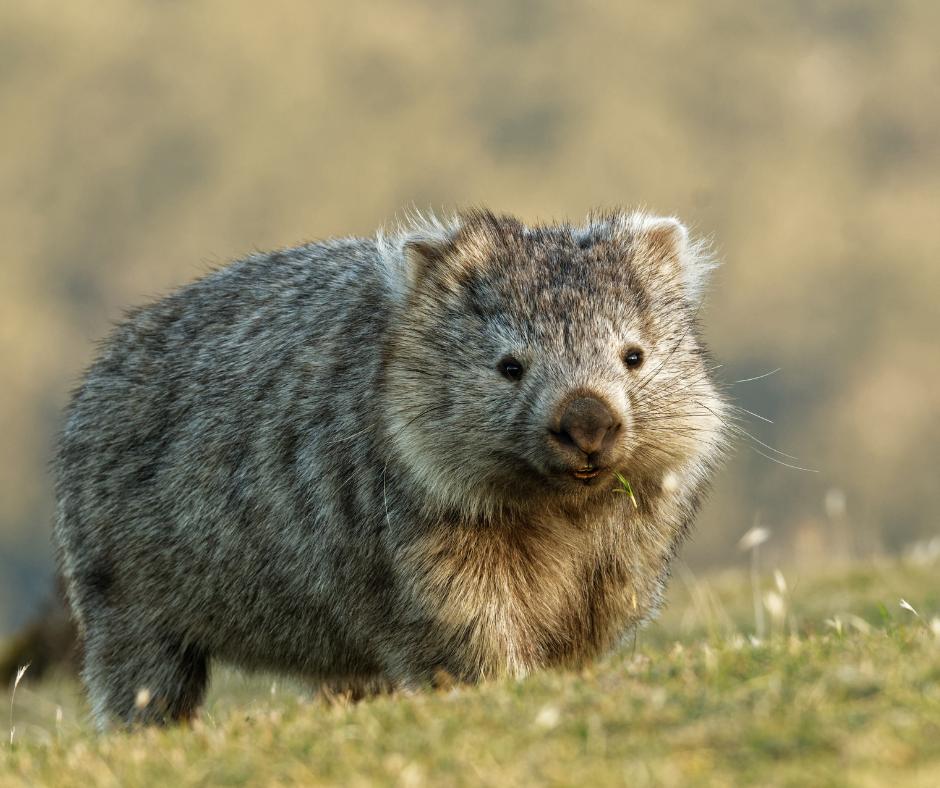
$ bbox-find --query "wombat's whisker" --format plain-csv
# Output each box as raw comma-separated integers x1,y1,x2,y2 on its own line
732,427,800,461
631,364,715,403
635,380,714,410
746,446,818,473
630,301,707,397
732,368,781,384
634,412,720,422
633,423,718,435
733,407,773,425
700,402,812,471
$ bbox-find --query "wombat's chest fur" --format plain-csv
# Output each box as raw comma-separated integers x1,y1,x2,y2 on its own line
54,209,728,726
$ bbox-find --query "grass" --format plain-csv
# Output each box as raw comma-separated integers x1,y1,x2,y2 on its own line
2,558,940,787
611,469,638,509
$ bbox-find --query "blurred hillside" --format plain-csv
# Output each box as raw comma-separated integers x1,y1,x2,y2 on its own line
1,0,939,634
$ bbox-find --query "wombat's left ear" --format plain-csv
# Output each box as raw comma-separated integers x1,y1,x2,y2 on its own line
636,216,715,304
403,234,453,289
401,222,471,294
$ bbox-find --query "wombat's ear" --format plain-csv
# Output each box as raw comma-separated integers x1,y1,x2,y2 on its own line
403,236,450,284
634,215,715,304
641,216,688,260
401,226,465,292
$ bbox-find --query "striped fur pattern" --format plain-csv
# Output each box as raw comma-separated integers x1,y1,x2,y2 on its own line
54,209,728,726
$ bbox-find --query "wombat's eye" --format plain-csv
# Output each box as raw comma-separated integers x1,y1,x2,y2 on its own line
498,357,525,382
623,349,644,369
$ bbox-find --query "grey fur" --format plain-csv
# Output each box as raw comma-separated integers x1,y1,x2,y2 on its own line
54,208,729,727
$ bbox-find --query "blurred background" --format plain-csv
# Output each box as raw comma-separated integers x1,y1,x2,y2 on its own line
1,0,938,637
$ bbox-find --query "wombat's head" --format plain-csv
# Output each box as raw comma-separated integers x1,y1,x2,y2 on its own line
383,209,728,519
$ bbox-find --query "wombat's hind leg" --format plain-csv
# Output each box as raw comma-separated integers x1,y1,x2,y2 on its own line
82,628,209,728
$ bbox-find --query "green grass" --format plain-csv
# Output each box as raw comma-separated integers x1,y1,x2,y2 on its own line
3,559,940,787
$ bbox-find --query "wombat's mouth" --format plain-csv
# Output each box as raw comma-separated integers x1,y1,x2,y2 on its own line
573,467,602,480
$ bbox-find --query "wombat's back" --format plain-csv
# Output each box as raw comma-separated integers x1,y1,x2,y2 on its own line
56,238,414,722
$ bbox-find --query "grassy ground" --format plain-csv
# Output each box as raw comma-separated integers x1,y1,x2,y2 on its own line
3,558,940,787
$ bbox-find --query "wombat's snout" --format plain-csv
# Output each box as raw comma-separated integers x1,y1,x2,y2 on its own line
550,396,622,474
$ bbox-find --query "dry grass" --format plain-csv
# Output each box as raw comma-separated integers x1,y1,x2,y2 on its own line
3,558,939,787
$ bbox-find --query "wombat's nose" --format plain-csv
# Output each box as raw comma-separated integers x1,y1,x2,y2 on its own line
556,397,618,456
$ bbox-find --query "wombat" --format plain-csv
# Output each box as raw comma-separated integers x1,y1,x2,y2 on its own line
54,209,728,727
